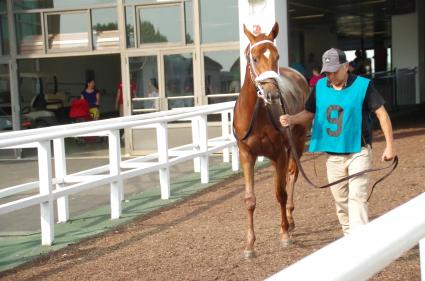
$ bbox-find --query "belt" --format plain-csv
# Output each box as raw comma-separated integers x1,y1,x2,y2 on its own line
326,145,369,156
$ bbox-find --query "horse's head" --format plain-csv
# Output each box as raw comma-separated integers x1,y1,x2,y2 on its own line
244,23,281,104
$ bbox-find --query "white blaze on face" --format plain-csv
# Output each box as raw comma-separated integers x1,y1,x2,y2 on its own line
264,49,271,59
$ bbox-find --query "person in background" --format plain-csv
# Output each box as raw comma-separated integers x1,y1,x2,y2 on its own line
116,80,136,117
309,65,324,88
280,48,396,236
146,78,159,109
351,49,367,75
81,78,100,120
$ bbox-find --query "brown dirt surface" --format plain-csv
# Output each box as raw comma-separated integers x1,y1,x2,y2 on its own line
1,112,424,281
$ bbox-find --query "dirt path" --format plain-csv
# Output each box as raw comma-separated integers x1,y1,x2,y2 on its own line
1,115,424,281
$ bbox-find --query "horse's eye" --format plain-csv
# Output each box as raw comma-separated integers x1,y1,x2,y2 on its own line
277,55,280,60
252,57,258,63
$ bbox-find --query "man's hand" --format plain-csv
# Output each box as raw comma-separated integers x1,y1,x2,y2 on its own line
279,114,292,127
382,145,396,162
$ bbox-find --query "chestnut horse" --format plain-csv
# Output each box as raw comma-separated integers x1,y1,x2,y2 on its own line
233,23,309,258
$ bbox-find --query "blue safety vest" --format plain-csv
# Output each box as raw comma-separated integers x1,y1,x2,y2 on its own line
309,76,370,153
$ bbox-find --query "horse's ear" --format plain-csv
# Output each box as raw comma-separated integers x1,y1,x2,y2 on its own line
243,24,255,43
268,22,279,40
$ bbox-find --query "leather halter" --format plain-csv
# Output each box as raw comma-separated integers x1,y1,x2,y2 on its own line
233,40,287,141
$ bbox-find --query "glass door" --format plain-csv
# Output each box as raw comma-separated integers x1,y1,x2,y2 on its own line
163,52,194,110
127,50,195,114
0,63,12,131
129,55,159,113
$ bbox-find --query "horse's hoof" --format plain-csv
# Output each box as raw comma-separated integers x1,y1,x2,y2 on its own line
288,222,295,232
281,239,293,247
243,250,256,259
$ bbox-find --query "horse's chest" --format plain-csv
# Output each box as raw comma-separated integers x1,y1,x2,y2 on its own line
246,129,284,156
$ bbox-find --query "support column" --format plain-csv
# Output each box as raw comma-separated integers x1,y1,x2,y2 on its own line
221,111,230,163
117,0,132,155
420,238,425,280
238,0,289,81
109,130,123,219
198,115,209,183
53,138,69,223
38,141,54,246
6,0,21,158
230,110,239,171
157,123,170,199
191,118,201,173
417,0,425,103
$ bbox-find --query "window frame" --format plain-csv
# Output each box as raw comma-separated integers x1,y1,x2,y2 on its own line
44,10,92,53
135,2,186,48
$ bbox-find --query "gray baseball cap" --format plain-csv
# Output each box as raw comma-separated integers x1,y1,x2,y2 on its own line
320,48,347,74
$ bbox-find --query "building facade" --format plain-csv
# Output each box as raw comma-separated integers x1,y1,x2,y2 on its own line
0,0,424,154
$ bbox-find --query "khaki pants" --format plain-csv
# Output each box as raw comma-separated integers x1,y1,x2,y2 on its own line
326,146,372,235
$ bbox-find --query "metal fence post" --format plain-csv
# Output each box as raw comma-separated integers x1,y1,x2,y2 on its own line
191,118,201,173
109,130,122,219
157,122,170,199
53,138,69,223
198,115,209,183
221,111,230,163
230,110,239,171
38,141,54,246
420,238,425,281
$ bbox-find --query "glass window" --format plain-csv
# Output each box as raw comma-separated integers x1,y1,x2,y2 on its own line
138,5,182,44
14,0,114,10
0,0,6,12
164,53,194,109
184,1,194,44
92,8,119,50
0,64,10,105
200,0,238,43
125,6,135,48
204,50,240,95
129,56,159,113
0,15,9,55
208,95,237,105
46,12,89,51
15,13,43,55
0,64,11,131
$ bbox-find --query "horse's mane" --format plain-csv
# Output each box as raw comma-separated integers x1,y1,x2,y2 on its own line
275,74,305,115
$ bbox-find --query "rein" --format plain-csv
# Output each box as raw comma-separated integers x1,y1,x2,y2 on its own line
278,118,398,201
235,40,398,200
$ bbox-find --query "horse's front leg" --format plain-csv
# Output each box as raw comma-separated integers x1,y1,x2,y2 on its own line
273,151,292,246
239,146,257,258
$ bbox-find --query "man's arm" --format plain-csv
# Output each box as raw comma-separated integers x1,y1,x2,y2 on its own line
374,105,396,161
280,110,314,128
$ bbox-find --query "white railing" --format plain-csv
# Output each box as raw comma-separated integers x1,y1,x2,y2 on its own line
0,102,239,246
266,192,425,281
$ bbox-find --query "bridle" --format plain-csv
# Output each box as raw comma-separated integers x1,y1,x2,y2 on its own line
247,39,280,106
234,39,398,200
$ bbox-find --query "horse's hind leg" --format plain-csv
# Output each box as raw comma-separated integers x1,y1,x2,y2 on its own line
273,151,291,246
286,157,298,232
239,146,257,258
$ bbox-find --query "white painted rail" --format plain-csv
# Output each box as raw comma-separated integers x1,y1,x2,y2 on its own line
0,102,239,246
266,192,425,281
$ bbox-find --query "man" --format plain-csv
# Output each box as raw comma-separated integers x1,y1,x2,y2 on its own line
280,48,396,235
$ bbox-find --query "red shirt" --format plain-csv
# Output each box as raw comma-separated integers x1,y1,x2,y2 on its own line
117,82,136,104
309,75,324,87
